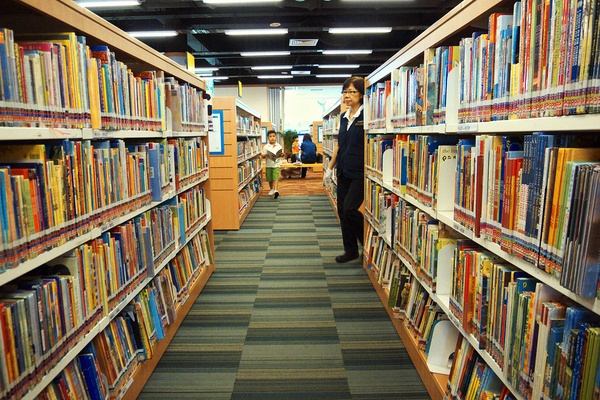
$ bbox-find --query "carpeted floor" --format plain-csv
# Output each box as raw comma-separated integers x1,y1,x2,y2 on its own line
260,167,326,197
138,195,430,399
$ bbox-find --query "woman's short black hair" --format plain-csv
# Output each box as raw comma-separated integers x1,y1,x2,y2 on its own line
303,133,312,142
342,76,365,103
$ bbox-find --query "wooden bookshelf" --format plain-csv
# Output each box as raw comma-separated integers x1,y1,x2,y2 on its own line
363,0,600,399
210,97,262,230
0,1,216,399
122,264,215,400
364,264,446,400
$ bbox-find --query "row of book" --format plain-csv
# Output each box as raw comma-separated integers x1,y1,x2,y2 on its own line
364,201,600,400
236,137,261,162
0,137,209,272
238,158,261,189
364,225,513,399
236,114,261,136
238,175,263,216
368,132,600,299
451,133,600,297
366,0,600,129
36,229,211,400
0,28,207,131
0,186,210,398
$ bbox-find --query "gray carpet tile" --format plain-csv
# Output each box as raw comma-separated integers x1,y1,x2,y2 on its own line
139,195,430,399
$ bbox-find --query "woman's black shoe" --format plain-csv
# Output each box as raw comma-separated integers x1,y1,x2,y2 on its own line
335,252,360,263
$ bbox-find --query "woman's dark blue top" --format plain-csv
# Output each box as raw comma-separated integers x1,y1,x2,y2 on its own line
336,109,364,180
301,140,317,163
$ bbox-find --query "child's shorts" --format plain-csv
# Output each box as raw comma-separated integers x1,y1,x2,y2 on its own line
266,167,280,182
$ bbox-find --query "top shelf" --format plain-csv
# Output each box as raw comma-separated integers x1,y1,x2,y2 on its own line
367,0,510,84
5,0,205,91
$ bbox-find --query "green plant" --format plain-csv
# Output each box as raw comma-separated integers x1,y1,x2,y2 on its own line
283,130,298,153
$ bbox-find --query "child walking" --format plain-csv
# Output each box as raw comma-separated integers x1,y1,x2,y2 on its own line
261,129,283,198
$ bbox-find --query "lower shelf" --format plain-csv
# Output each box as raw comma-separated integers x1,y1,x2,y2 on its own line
364,263,447,400
122,263,215,400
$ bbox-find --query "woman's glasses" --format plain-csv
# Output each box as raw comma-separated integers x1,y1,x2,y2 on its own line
341,90,360,95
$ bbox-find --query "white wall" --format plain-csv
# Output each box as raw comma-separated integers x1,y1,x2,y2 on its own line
212,85,340,132
213,86,269,121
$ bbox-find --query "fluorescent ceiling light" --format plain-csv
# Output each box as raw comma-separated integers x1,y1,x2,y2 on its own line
203,76,229,80
225,29,288,36
318,64,360,69
204,0,282,3
252,65,293,70
128,31,178,38
328,27,392,34
322,49,372,55
78,0,140,7
195,68,219,73
241,51,290,57
257,75,294,79
316,74,352,78
291,70,311,75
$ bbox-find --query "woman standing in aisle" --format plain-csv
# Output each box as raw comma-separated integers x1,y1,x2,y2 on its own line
323,76,365,263
300,133,317,178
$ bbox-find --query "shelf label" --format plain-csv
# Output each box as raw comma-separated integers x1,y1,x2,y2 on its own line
453,222,468,236
457,123,478,132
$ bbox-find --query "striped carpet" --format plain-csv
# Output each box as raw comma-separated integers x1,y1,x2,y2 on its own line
138,195,430,399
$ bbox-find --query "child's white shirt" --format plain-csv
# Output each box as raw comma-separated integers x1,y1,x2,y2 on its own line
262,142,283,168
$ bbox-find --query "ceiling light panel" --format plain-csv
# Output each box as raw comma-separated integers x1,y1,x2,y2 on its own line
322,49,373,55
252,65,293,70
225,29,288,36
128,31,178,38
328,27,392,34
78,0,140,8
318,64,360,69
240,51,291,57
316,74,352,78
257,75,294,79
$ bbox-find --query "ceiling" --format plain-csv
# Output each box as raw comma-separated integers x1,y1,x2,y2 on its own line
80,0,462,86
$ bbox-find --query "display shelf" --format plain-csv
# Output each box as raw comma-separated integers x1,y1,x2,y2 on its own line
209,97,262,230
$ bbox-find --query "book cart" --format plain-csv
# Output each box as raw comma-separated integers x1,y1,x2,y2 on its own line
362,0,600,399
209,97,262,230
0,1,215,399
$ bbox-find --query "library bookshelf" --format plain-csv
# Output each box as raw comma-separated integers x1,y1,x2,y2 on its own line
362,0,600,400
311,120,324,171
322,100,344,215
209,97,262,230
0,1,216,399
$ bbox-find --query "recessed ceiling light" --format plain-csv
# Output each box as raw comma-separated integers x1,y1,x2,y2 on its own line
291,70,311,75
78,0,140,7
318,64,360,69
257,75,294,79
241,51,290,57
270,22,281,27
322,49,372,55
252,65,293,70
128,31,178,38
225,29,288,36
328,27,392,34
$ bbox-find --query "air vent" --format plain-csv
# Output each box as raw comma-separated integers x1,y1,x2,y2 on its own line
289,39,318,46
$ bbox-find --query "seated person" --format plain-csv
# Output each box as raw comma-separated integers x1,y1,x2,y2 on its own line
300,133,317,178
280,152,302,179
